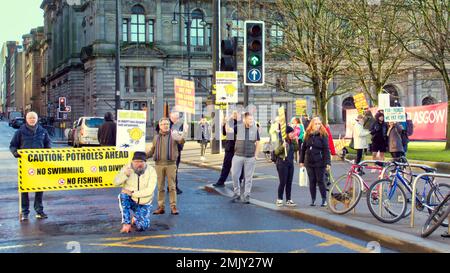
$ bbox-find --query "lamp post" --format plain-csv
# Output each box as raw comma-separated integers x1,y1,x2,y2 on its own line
115,0,121,114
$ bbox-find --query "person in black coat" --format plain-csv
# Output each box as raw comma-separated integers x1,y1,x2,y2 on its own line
213,111,244,187
10,112,51,221
370,111,388,161
299,117,331,207
98,112,117,146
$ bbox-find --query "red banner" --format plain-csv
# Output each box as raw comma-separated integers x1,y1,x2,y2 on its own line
345,102,448,140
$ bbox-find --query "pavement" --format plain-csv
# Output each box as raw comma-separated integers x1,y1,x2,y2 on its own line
179,141,450,253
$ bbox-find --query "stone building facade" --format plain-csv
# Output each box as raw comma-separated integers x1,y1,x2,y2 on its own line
40,0,448,135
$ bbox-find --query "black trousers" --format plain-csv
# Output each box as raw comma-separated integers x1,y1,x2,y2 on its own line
175,153,181,189
21,192,44,215
355,149,364,164
216,150,244,185
306,167,327,202
276,160,294,200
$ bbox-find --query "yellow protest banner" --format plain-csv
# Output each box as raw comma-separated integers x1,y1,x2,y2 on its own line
18,147,133,193
353,93,369,114
174,78,196,114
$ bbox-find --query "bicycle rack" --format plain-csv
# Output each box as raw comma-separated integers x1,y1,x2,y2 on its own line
380,163,436,179
410,173,450,229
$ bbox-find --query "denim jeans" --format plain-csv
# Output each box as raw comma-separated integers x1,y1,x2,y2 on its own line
21,192,44,215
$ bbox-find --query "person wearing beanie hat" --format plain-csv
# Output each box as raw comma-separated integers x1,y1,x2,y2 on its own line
114,151,157,233
273,125,299,207
98,112,117,146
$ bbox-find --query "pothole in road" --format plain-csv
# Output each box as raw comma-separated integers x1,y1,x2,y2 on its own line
39,220,171,236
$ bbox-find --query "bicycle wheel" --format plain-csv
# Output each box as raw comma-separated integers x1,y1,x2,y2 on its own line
426,183,450,227
421,194,450,238
366,179,408,224
327,173,363,215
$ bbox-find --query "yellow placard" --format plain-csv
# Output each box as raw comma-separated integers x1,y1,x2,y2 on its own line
18,147,133,193
174,78,196,114
295,99,307,116
278,107,287,140
353,93,369,113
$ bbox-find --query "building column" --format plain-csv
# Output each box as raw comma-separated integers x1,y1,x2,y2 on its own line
156,0,162,42
154,67,164,123
128,67,134,93
145,67,151,93
335,95,343,123
120,67,125,107
407,71,415,107
415,76,422,106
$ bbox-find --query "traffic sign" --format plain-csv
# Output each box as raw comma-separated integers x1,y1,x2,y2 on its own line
247,69,262,83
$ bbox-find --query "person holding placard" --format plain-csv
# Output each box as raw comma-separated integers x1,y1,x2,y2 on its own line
387,122,405,160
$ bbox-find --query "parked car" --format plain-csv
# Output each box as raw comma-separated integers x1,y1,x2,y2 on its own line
67,121,77,146
8,112,22,127
11,117,25,129
73,117,105,147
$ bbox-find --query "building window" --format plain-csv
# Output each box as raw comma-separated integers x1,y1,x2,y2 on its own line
206,24,211,46
185,9,206,46
148,20,154,43
122,19,129,42
270,14,284,47
131,5,146,43
193,69,208,92
133,67,146,92
231,11,244,43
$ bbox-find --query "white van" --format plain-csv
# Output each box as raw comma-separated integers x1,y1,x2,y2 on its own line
73,117,105,147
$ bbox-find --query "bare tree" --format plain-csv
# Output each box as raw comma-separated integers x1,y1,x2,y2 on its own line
394,0,450,149
261,0,354,124
332,0,412,105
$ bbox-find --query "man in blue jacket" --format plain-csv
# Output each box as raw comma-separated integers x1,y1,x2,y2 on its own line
10,112,51,221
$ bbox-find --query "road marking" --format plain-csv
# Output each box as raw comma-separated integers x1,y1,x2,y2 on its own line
89,243,258,253
0,243,43,250
97,229,369,253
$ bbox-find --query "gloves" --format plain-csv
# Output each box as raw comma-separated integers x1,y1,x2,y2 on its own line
13,152,21,158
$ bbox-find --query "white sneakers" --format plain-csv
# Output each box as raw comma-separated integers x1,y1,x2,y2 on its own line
276,200,297,207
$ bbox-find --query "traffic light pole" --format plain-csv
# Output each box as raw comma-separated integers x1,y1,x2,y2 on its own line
211,0,221,154
115,0,121,115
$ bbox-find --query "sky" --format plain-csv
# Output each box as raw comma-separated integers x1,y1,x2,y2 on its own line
0,0,44,47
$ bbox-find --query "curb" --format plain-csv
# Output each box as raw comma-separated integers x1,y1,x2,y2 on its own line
204,184,450,253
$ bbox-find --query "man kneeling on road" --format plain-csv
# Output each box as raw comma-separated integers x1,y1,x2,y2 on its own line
114,151,157,233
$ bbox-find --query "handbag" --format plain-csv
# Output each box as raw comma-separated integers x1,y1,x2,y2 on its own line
299,167,309,187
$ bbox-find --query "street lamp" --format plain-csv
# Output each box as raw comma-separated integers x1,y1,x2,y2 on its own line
171,0,206,80
115,0,121,114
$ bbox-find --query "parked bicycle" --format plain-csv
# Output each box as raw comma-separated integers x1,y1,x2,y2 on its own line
327,157,390,215
421,192,450,238
366,159,450,224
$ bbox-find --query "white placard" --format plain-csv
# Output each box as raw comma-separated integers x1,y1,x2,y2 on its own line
216,71,238,103
378,93,390,110
116,110,147,152
384,107,406,122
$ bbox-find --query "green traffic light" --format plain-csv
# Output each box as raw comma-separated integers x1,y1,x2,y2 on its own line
248,54,261,66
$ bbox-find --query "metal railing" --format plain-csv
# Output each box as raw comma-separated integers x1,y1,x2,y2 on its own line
410,173,450,233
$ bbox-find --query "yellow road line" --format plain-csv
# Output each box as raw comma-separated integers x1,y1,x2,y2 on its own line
89,243,258,253
99,228,369,253
299,229,369,253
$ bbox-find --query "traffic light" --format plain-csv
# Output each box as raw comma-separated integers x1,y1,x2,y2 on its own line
244,21,265,86
58,97,66,110
220,39,237,71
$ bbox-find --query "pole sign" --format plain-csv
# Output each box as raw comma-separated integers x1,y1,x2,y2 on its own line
216,71,238,103
295,99,307,116
353,93,369,114
116,110,147,152
174,78,196,114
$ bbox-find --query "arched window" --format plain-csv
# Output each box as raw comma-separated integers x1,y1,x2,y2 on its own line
185,9,206,46
422,96,437,106
231,11,244,43
131,5,146,43
383,85,400,106
270,14,284,47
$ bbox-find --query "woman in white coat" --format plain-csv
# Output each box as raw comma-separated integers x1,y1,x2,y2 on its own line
352,114,371,164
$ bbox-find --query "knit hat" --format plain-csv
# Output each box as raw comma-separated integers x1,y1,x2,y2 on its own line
132,151,147,162
286,126,294,134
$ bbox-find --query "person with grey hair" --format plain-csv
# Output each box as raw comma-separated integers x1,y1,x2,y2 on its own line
156,111,186,194
10,112,52,221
